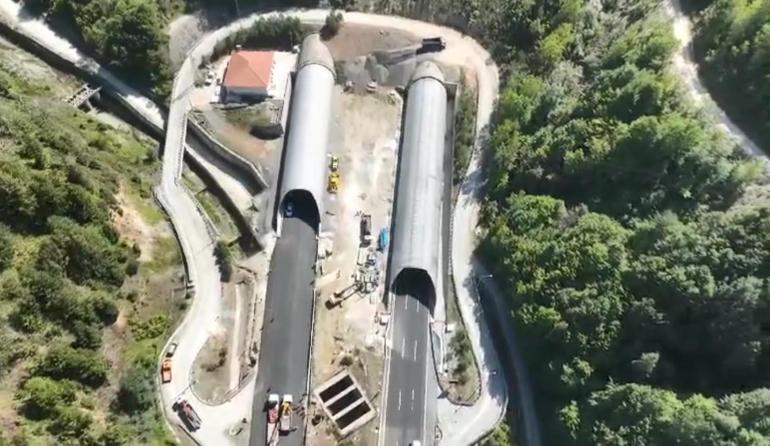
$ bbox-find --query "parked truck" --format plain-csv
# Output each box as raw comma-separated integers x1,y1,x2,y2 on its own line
266,394,280,446
360,214,372,246
279,395,294,433
161,358,172,384
174,399,202,431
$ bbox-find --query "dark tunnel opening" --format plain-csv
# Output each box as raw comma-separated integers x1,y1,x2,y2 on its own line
392,268,436,314
281,189,320,232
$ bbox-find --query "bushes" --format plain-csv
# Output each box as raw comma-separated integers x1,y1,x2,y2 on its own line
33,344,108,388
17,377,77,419
453,88,476,184
208,16,309,63
0,225,12,272
214,240,233,281
38,0,171,98
116,347,156,414
321,11,344,40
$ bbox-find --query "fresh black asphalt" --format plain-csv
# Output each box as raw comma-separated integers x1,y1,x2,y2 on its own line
383,277,434,446
249,212,317,446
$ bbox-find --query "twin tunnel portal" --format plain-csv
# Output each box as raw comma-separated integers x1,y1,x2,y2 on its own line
252,34,450,446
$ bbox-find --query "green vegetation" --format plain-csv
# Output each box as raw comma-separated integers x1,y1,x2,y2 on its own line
207,16,310,64
214,240,234,281
479,1,770,444
694,0,770,149
449,328,473,385
482,422,514,446
0,44,176,444
453,87,476,184
321,10,344,40
27,0,172,98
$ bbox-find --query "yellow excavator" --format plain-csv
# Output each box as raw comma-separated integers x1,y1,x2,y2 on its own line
328,172,340,193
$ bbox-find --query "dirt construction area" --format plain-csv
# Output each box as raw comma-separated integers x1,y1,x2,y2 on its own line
306,86,403,446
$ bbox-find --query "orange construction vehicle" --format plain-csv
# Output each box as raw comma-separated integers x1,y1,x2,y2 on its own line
161,359,172,384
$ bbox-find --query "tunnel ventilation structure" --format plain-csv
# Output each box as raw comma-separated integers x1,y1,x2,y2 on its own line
388,61,448,312
278,34,336,232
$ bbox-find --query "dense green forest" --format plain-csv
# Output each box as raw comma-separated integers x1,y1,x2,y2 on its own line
0,43,180,445
694,0,770,149
479,0,770,444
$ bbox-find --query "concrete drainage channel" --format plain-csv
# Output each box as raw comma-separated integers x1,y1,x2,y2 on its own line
314,370,376,436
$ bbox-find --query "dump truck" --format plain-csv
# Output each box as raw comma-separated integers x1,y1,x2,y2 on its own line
175,399,202,431
161,358,172,384
360,214,372,245
280,395,294,433
266,394,280,445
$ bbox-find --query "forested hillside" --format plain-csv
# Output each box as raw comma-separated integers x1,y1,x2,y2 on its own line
480,0,770,444
0,41,181,445
694,0,770,149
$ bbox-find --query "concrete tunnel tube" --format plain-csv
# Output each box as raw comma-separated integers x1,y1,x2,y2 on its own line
388,61,448,312
278,34,336,232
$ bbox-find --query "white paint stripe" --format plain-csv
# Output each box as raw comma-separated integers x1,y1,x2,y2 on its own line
413,340,418,361
398,390,402,411
402,337,406,353
404,296,408,310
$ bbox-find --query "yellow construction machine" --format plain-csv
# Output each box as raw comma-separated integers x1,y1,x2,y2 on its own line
328,172,340,193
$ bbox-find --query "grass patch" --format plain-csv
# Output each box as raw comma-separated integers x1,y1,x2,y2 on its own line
142,237,180,274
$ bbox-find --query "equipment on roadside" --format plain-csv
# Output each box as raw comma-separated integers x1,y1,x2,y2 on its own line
328,172,340,193
266,394,280,445
174,399,202,431
360,214,372,246
330,155,339,172
279,395,294,433
161,358,172,383
378,228,390,252
328,282,362,307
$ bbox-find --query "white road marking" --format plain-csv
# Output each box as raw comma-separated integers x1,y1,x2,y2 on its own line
416,300,420,313
404,297,408,310
402,337,406,353
398,390,402,411
413,340,418,361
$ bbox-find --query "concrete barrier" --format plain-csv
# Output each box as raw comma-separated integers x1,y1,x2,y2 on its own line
187,119,269,191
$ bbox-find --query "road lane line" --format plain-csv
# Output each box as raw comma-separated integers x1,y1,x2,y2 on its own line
413,340,418,361
398,390,402,411
402,337,406,353
404,297,408,310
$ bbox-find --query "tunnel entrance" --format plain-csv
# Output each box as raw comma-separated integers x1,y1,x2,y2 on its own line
392,268,436,314
280,189,320,232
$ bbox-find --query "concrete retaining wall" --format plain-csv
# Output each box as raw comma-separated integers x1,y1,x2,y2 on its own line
187,119,269,191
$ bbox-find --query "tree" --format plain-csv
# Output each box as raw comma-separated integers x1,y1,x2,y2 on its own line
0,225,12,272
116,348,155,413
17,377,77,419
33,344,108,387
214,240,233,282
321,11,344,40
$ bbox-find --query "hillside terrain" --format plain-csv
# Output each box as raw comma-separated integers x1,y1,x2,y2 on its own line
477,0,770,444
0,36,182,446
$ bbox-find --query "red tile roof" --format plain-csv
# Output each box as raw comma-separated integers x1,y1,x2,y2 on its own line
223,51,274,90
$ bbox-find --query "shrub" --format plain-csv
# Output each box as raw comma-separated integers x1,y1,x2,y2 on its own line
17,377,77,419
213,240,233,282
321,11,344,40
116,347,155,413
33,344,108,388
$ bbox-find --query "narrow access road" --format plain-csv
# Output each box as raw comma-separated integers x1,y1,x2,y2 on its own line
665,0,765,159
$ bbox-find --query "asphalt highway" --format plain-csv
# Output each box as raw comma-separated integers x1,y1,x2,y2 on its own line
383,275,437,446
249,210,317,446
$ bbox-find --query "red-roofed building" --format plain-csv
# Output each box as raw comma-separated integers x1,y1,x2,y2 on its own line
222,51,275,103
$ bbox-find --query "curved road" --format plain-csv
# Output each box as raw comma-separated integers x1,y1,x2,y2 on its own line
0,1,537,444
